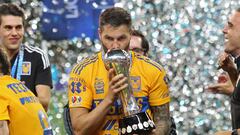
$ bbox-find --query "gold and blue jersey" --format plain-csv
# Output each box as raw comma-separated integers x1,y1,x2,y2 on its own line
0,75,51,135
68,51,170,135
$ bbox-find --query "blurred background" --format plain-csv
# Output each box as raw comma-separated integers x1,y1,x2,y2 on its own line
1,0,240,134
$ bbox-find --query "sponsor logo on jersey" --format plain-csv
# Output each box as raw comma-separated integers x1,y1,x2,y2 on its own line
7,82,29,94
22,62,31,75
94,78,104,94
19,96,39,105
130,76,141,91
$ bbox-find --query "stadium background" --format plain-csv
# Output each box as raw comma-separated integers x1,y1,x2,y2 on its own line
2,0,240,134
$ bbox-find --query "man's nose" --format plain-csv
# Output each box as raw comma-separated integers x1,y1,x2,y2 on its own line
10,29,18,36
112,40,120,49
222,25,228,34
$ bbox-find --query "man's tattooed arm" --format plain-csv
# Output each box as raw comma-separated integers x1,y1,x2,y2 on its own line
150,103,171,135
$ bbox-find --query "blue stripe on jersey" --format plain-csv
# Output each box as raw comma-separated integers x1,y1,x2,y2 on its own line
135,97,150,112
91,97,150,115
106,120,116,130
91,99,121,115
102,120,112,130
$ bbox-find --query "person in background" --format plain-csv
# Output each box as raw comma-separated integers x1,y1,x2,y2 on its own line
129,29,149,56
208,8,240,135
0,3,52,111
0,46,52,135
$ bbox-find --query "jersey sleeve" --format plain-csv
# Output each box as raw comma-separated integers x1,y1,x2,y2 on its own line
0,95,10,121
68,64,93,109
148,69,170,106
35,51,53,88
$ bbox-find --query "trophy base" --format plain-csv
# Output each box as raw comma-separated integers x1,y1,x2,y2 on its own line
119,111,155,135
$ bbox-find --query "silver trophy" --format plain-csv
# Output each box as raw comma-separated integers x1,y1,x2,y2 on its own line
38,111,53,135
103,49,155,135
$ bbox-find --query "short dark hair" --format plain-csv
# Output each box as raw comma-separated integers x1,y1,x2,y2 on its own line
132,30,149,55
0,48,10,75
0,3,25,25
99,7,131,31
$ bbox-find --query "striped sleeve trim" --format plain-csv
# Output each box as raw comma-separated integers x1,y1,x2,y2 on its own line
25,45,50,69
135,54,164,71
72,55,98,75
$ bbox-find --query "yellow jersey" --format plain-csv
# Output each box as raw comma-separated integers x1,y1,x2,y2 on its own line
68,51,170,135
0,75,51,135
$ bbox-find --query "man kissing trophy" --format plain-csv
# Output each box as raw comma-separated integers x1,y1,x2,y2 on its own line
104,49,155,135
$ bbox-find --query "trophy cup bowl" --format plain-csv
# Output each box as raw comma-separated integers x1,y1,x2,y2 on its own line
103,49,155,135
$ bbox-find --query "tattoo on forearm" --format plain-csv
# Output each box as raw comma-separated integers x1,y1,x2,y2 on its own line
150,104,170,135
151,104,170,121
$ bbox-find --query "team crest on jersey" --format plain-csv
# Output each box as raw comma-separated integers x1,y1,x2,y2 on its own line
72,96,81,104
21,62,31,75
94,78,104,94
130,76,141,91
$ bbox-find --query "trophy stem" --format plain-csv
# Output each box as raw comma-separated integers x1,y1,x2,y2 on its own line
119,91,131,116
